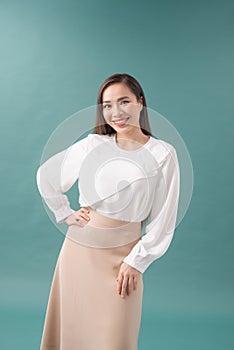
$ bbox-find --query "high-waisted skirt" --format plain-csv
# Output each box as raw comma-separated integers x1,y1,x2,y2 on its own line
39,208,144,350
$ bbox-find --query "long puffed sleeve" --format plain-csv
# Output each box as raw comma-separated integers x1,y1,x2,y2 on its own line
36,136,89,224
123,145,180,274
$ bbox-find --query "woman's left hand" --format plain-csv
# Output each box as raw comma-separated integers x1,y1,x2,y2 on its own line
116,262,141,299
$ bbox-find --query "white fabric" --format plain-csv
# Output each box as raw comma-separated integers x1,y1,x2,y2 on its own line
36,133,180,273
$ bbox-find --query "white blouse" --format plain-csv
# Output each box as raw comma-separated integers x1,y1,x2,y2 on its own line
36,133,180,273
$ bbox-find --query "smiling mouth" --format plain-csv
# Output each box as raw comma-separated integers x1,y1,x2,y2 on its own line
112,117,130,126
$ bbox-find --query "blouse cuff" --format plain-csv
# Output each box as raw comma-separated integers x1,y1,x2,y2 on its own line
123,255,147,274
55,208,76,224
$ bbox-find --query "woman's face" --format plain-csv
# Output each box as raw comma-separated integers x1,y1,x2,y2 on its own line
102,83,143,133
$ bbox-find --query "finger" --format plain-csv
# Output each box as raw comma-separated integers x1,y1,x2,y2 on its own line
81,207,90,215
133,276,137,291
71,215,84,227
116,275,124,294
65,213,85,227
127,276,134,296
79,213,90,223
116,275,123,294
121,276,129,298
74,213,90,224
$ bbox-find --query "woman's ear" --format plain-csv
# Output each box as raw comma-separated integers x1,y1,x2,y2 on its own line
139,96,144,111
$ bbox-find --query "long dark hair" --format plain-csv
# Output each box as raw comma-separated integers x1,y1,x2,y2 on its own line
93,73,152,136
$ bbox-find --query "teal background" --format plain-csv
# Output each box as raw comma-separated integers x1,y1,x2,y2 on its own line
0,0,233,349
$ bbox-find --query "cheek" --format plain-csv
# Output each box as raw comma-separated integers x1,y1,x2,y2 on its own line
127,105,141,117
102,111,111,122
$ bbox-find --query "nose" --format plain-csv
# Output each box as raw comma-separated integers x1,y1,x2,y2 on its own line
111,103,122,118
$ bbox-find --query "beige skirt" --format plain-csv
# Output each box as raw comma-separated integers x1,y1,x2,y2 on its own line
40,208,144,350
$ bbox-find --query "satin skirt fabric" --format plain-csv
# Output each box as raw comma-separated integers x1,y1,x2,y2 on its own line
39,213,144,350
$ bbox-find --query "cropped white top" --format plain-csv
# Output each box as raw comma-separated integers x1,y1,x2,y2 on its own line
36,133,180,273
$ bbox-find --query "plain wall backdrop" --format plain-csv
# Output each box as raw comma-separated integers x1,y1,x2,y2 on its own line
0,0,233,349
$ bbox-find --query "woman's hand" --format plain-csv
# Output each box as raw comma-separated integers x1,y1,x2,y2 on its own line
116,262,142,299
64,207,91,227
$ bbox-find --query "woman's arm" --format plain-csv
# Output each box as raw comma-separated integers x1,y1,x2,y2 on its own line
36,136,89,224
123,145,180,273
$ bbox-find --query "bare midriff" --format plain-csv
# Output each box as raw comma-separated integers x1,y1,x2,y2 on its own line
85,206,132,229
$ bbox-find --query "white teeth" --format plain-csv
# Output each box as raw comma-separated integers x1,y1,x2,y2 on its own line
114,118,128,124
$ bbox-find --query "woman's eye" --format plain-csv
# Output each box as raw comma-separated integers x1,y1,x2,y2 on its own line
103,101,129,109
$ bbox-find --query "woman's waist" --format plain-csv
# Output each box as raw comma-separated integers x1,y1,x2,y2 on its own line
67,207,142,249
85,206,137,229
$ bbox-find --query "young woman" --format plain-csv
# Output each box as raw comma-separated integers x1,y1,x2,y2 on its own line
36,73,180,350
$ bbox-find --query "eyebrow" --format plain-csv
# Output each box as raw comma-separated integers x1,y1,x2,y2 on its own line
103,96,130,103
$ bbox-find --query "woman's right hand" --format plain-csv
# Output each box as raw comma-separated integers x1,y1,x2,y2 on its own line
64,207,91,227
